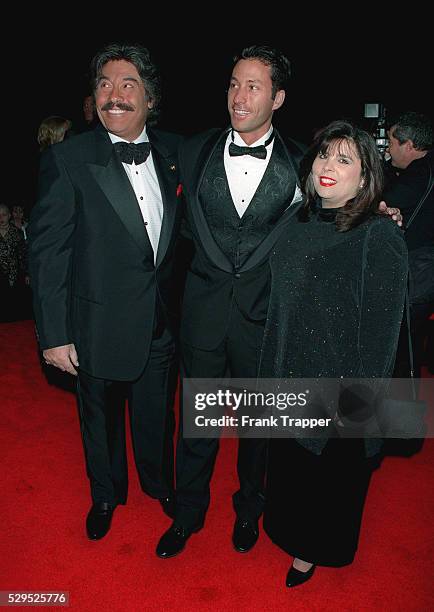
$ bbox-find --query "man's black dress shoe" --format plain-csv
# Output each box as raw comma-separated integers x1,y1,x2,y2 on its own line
232,518,259,553
156,524,197,558
86,502,114,540
158,496,175,519
286,564,316,588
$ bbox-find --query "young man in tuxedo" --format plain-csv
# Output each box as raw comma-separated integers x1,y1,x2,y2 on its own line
29,43,183,541
156,45,305,558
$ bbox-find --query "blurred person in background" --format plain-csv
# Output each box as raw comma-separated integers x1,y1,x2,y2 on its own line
37,115,73,151
384,111,434,380
11,204,29,240
81,94,99,130
0,204,30,321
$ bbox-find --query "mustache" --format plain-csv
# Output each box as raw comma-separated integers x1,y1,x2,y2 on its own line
100,101,134,112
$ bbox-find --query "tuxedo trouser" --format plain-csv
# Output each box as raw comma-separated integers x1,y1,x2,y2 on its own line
77,326,178,506
176,305,266,530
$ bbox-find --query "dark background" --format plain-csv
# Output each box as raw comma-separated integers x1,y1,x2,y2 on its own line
8,27,433,211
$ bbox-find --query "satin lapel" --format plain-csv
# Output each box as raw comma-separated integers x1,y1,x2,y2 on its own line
149,132,179,268
239,201,302,272
274,128,303,189
87,130,149,255
188,128,233,273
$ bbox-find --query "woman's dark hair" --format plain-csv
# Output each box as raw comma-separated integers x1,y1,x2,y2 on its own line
299,120,384,231
233,45,291,98
90,43,161,125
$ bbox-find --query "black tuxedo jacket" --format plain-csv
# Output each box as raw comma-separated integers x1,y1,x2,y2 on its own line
178,127,305,350
29,125,183,380
383,150,434,251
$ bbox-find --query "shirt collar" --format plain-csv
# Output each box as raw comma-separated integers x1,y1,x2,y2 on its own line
232,124,274,148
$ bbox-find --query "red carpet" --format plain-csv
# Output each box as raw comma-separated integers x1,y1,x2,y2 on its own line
1,320,433,611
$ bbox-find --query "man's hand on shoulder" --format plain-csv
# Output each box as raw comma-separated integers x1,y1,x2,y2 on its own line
43,343,79,376
378,201,403,227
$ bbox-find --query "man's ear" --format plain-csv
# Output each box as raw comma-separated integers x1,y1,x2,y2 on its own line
272,90,285,111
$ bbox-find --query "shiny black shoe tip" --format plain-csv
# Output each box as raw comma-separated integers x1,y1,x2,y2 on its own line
156,523,199,559
232,518,259,553
286,563,316,588
86,502,114,541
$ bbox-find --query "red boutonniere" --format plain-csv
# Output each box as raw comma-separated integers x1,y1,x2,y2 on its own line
176,184,183,197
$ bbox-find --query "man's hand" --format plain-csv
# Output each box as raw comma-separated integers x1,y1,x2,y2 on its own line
43,343,79,376
378,201,403,227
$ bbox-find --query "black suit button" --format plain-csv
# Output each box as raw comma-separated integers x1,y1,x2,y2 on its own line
234,273,241,279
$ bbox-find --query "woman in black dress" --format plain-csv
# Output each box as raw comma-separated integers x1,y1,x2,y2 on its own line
259,120,408,587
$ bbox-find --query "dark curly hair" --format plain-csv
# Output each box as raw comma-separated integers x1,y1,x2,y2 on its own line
90,43,161,125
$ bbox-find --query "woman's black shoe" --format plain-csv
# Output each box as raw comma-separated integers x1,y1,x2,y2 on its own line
286,563,316,588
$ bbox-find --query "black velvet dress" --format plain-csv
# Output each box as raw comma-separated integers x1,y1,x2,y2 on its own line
260,207,408,566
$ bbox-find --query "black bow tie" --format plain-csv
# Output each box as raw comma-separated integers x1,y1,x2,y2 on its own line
228,131,275,160
114,141,151,165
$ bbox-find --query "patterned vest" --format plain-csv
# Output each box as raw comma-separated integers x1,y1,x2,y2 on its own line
199,135,297,269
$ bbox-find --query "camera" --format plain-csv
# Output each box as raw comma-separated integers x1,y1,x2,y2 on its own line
364,103,389,158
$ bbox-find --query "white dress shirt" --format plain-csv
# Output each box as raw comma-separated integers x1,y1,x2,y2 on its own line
109,127,163,262
224,126,302,218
